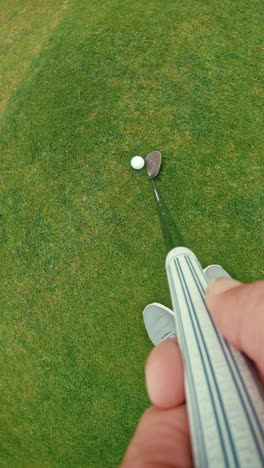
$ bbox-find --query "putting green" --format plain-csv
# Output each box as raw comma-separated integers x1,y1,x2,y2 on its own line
0,0,263,465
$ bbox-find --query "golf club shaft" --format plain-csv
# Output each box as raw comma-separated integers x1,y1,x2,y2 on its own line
150,179,185,251
150,183,264,467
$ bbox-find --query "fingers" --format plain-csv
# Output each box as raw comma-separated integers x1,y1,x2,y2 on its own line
206,278,264,374
122,404,192,468
145,338,185,409
122,337,189,466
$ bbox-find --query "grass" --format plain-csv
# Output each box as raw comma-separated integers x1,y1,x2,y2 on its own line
0,0,263,465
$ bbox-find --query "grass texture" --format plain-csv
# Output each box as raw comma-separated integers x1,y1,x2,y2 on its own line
0,0,263,465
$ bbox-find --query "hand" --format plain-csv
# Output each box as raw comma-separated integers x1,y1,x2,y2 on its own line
122,278,264,467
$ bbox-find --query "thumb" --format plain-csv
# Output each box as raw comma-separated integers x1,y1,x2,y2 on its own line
206,278,264,374
122,405,192,467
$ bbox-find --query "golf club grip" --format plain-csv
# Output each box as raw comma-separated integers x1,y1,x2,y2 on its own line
166,247,264,468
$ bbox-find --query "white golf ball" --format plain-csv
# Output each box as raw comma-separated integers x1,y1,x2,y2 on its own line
131,156,145,170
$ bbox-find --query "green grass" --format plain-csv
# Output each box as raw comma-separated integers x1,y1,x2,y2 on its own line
0,0,263,465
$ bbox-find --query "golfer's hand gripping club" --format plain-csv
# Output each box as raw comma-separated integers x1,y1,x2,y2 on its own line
166,247,264,468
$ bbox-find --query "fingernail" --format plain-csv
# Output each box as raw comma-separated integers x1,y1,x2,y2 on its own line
145,357,155,402
206,278,241,297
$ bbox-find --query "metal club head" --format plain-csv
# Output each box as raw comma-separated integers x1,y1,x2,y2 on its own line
145,151,162,179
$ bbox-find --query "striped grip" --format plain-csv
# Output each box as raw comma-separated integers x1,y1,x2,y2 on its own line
166,247,264,468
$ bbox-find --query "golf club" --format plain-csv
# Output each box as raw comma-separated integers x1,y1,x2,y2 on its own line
145,150,185,251
145,151,264,467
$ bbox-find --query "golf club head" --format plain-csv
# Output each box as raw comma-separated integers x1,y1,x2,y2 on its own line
145,151,162,179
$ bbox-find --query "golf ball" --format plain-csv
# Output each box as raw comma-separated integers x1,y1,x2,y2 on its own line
131,156,145,170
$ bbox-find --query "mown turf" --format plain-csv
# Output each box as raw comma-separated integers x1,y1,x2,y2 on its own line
0,0,71,114
0,0,263,466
